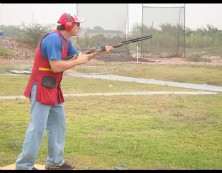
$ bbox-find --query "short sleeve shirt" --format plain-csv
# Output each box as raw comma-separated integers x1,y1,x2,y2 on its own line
40,32,78,60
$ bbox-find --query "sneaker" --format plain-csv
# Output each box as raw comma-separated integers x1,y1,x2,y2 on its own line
45,162,75,170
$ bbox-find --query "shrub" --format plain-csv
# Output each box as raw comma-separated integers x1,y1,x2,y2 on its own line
0,46,16,59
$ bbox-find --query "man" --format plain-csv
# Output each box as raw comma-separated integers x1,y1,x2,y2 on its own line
15,13,114,170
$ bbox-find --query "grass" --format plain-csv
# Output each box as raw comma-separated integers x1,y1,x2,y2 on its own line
68,61,222,86
1,60,222,86
0,74,196,96
0,61,222,169
0,95,222,169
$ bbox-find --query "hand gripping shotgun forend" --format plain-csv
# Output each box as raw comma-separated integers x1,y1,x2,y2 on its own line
63,34,152,60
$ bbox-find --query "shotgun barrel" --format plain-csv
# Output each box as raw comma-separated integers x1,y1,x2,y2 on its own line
84,35,152,54
64,35,152,60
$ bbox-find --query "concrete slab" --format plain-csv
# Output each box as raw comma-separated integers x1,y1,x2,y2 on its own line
8,70,31,74
0,164,45,170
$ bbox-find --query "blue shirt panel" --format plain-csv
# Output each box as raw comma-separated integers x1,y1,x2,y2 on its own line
40,32,78,60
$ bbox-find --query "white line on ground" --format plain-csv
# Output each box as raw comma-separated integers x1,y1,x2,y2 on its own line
0,91,217,100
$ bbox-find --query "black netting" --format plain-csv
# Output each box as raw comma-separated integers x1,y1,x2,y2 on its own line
141,5,185,58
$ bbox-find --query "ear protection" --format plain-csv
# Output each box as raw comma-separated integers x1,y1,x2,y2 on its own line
64,13,73,31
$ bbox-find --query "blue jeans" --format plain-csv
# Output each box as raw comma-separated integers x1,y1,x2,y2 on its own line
15,84,66,170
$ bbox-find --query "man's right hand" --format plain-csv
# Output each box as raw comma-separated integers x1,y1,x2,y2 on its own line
75,45,114,64
76,53,90,64
77,52,100,63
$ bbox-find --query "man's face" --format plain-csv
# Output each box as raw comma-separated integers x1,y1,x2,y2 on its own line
70,22,80,36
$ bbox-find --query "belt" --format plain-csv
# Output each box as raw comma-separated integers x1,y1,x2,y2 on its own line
39,67,52,72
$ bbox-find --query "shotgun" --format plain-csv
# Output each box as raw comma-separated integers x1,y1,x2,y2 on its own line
64,35,152,60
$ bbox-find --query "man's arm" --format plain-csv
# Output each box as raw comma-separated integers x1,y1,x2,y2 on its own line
49,45,113,73
49,53,95,73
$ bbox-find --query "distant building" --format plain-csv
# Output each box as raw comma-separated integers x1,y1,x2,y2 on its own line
86,29,124,38
78,26,125,38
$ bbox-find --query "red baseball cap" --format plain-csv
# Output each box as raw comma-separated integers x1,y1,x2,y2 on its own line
57,13,84,25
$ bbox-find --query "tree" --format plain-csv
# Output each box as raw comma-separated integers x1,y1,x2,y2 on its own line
21,22,52,47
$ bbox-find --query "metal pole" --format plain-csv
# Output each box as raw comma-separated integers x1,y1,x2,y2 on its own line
141,3,143,57
76,4,79,48
137,45,139,63
184,3,186,58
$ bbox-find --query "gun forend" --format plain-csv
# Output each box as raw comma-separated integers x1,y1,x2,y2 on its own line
83,47,104,54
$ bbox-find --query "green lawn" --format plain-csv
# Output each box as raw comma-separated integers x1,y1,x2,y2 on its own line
0,61,222,169
0,94,222,169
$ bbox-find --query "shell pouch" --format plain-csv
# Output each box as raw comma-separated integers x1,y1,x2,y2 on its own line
41,76,56,88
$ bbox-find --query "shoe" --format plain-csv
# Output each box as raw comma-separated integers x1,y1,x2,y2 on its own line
45,162,75,170
31,167,38,170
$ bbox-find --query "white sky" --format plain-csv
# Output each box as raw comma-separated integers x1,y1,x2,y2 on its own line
0,3,222,30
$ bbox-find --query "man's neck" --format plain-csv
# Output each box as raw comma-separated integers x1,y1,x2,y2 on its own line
59,30,69,39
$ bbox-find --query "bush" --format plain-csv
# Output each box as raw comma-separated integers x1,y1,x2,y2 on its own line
0,46,16,59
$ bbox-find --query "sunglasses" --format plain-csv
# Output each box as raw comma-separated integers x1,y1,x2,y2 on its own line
75,23,80,27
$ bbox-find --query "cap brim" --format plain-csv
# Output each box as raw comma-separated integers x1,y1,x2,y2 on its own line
76,19,85,23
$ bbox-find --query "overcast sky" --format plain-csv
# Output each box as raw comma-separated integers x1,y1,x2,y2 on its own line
0,3,222,30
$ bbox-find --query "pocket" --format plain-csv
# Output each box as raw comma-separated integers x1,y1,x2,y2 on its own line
36,83,58,105
41,76,56,88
